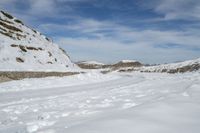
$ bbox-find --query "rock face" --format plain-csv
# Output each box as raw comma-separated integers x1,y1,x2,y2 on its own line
0,11,78,72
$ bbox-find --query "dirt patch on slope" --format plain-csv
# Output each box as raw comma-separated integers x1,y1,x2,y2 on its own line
0,71,80,83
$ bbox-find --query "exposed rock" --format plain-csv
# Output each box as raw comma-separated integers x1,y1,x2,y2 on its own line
14,19,23,25
16,57,24,63
77,63,103,69
0,11,13,19
0,71,79,83
112,60,143,68
0,21,22,32
19,45,27,52
77,61,105,69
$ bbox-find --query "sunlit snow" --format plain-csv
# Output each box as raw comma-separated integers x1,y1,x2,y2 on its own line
0,71,199,133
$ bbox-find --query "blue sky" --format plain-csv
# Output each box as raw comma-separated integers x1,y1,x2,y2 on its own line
1,0,200,64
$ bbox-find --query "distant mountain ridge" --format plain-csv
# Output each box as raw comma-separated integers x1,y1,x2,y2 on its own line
0,10,78,72
139,58,200,73
76,60,143,69
76,61,105,69
77,58,200,74
116,58,200,73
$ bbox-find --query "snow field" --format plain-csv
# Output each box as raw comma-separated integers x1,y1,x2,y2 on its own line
0,71,199,133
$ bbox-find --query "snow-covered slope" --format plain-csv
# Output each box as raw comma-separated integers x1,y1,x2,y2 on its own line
0,11,78,71
115,58,200,73
140,58,200,73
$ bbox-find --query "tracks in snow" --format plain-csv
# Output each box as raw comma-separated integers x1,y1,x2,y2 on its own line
0,73,197,133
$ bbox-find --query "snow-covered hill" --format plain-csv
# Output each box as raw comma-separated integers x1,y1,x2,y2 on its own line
0,11,78,72
78,61,105,66
115,58,200,73
113,60,143,68
77,61,105,69
140,58,200,73
77,60,143,70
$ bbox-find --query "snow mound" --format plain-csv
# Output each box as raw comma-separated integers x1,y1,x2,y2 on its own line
0,11,79,72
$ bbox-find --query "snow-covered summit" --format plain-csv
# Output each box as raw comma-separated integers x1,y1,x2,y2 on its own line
79,61,105,65
76,61,105,69
0,11,78,72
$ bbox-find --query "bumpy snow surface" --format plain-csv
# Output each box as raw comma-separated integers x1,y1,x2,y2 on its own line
0,11,78,71
0,71,200,133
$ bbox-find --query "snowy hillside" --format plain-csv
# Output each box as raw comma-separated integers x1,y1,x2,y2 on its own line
0,11,78,71
140,58,200,73
115,58,200,73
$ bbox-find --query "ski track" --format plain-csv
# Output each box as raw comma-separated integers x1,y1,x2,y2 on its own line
0,72,199,133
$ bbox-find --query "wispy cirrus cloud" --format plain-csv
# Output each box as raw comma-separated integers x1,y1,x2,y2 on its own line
40,18,200,48
39,17,200,63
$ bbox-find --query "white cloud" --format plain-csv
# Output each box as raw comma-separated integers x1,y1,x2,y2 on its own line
1,0,199,63
149,0,200,20
29,0,56,15
40,18,200,48
48,18,200,63
0,0,91,17
0,0,16,5
57,36,199,64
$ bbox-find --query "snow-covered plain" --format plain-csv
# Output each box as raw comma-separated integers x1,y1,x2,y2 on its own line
0,71,200,133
